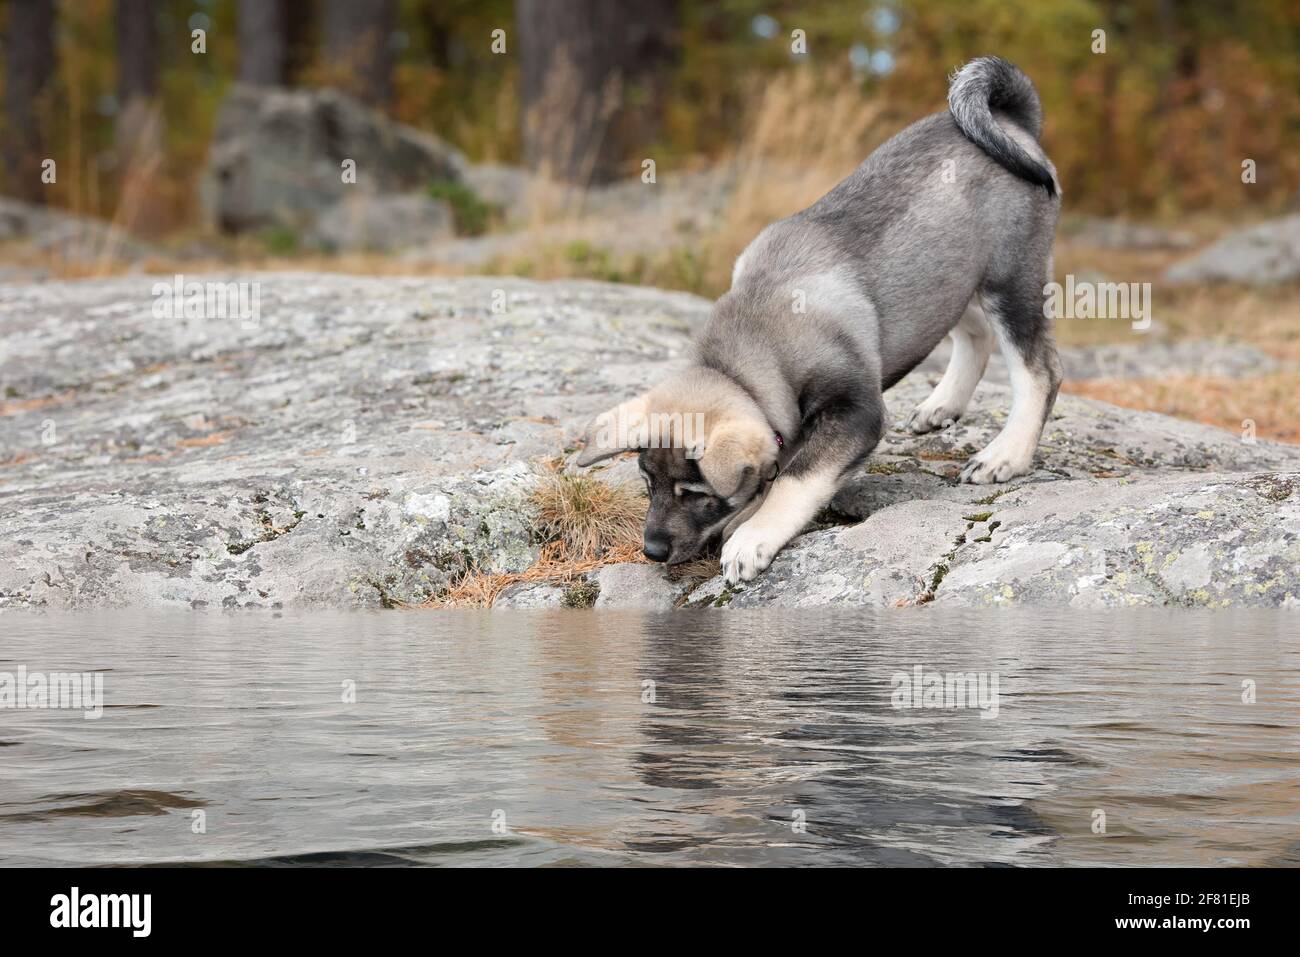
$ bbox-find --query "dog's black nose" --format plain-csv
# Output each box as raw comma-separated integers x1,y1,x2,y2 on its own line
643,535,670,563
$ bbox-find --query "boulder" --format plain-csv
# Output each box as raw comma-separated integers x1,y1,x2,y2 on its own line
1165,215,1300,285
312,193,456,251
1,274,1298,609
688,472,1300,609
495,582,568,608
593,563,685,610
1060,215,1196,250
0,196,154,262
917,337,1277,383
404,166,739,268
200,84,466,237
458,163,534,219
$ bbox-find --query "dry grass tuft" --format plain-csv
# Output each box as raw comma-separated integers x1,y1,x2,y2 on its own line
531,466,646,561
430,537,650,610
427,462,649,609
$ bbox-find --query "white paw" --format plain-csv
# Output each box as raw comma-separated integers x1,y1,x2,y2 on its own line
904,399,962,435
721,520,782,585
959,445,1033,484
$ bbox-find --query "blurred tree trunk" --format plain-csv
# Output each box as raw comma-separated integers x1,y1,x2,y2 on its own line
238,0,287,86
115,0,164,231
1099,0,1120,215
1154,0,1200,207
416,0,453,71
3,0,57,204
282,0,317,85
322,0,396,106
516,0,677,186
238,0,316,87
115,0,160,162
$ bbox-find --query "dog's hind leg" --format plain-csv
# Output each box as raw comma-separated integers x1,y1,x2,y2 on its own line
905,299,994,434
959,279,1063,484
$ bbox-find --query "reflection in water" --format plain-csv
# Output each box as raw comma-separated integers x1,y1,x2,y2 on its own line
0,610,1295,866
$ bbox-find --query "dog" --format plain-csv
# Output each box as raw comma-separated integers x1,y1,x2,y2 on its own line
577,57,1062,585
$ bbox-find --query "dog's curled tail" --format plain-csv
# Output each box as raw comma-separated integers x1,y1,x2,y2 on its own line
948,56,1056,196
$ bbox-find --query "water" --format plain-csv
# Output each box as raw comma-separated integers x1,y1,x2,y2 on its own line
0,610,1296,867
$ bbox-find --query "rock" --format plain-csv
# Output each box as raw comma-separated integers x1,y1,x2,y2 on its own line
1,273,1298,609
0,197,154,262
682,377,1300,607
404,166,739,268
1060,215,1196,250
495,581,567,608
0,275,698,609
931,472,1300,607
1165,215,1300,285
1050,340,1278,381
689,470,1300,609
592,563,683,610
312,193,456,251
459,163,534,220
917,338,1278,384
200,84,466,236
687,500,969,608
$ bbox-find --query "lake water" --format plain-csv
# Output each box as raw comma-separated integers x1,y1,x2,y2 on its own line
0,610,1296,867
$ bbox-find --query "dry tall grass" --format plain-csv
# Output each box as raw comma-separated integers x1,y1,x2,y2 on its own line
1064,371,1300,445
1051,242,1300,443
440,67,884,295
702,69,883,292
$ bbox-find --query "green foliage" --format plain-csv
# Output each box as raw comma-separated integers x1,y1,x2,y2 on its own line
662,247,707,294
260,225,298,255
562,239,598,265
427,179,497,236
560,241,630,282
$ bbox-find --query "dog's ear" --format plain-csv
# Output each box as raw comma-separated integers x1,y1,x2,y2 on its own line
698,421,778,499
574,394,651,466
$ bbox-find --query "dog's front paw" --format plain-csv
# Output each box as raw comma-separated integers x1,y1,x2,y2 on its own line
721,520,781,585
958,445,1033,485
904,400,961,435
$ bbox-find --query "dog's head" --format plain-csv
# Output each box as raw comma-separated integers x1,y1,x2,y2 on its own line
575,370,779,564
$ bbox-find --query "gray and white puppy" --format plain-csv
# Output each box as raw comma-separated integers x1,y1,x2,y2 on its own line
578,57,1062,585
